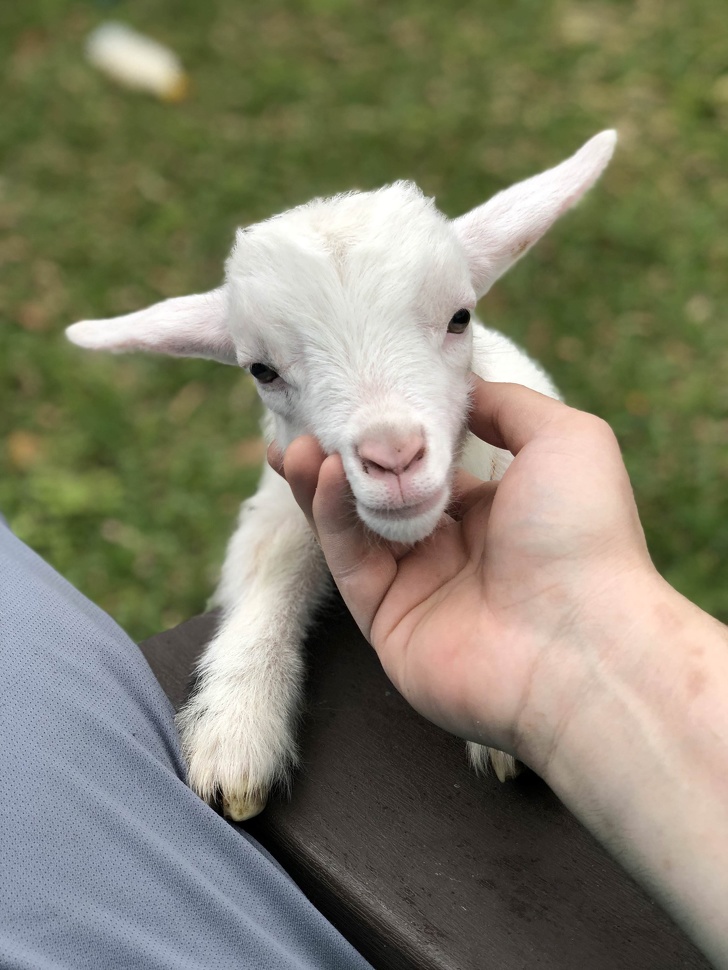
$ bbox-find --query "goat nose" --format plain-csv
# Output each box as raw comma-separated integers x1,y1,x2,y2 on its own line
357,433,426,478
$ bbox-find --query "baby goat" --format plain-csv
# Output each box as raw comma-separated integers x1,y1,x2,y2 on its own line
67,131,616,820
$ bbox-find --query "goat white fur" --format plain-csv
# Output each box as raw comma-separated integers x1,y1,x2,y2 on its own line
67,131,616,820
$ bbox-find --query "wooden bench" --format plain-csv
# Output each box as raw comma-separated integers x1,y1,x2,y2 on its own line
140,604,710,970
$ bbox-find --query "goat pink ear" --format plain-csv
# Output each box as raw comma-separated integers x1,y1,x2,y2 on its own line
65,286,236,364
453,130,617,298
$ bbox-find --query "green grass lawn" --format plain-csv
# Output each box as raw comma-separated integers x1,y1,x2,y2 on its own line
1,0,727,638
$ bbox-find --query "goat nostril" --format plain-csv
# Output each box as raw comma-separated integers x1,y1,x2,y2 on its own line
362,458,387,477
357,434,426,477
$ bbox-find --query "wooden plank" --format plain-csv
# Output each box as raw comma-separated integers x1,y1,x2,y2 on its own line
141,606,710,970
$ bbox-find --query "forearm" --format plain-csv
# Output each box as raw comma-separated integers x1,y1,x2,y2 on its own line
538,578,728,966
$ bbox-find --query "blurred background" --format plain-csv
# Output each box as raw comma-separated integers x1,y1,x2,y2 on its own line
1,0,726,639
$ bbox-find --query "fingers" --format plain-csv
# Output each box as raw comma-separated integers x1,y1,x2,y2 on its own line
468,377,573,454
281,437,398,640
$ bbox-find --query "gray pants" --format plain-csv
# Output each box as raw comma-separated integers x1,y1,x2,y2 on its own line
0,519,371,970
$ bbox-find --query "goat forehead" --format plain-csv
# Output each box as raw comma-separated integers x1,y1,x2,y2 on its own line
299,335,461,424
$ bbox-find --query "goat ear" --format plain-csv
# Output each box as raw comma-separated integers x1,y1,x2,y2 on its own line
453,130,617,298
65,286,236,364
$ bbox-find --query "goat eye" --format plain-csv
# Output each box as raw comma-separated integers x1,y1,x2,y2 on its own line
447,309,471,334
250,363,279,384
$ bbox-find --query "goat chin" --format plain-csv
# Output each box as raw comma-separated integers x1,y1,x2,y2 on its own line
356,491,449,544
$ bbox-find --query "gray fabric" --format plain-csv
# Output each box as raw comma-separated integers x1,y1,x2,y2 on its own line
0,521,371,970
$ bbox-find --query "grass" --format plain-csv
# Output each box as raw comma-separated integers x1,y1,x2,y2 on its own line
1,0,727,638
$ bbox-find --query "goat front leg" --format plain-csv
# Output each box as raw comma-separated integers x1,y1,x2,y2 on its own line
176,466,330,821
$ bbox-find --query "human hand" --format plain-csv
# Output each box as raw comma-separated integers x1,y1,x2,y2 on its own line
274,378,659,776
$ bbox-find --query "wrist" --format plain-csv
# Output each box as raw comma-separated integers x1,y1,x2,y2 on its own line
532,574,727,783
511,563,672,778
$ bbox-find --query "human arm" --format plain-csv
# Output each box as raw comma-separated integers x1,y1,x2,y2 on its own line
277,378,728,967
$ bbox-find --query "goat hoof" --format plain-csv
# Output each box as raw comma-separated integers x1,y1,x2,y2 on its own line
222,789,268,821
490,749,522,783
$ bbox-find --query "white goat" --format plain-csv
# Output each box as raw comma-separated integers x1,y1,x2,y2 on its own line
67,131,616,821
